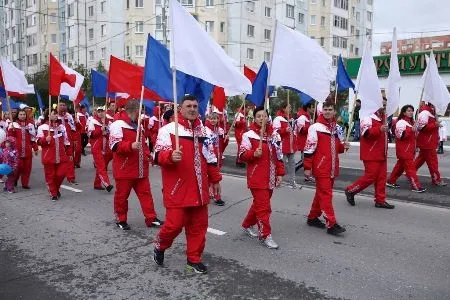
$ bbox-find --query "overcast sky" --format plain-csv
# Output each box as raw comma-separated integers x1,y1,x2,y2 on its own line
372,0,450,55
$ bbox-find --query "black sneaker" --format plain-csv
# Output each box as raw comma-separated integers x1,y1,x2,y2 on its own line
214,199,225,206
294,160,303,173
51,196,58,202
106,185,114,193
345,189,355,206
153,248,164,266
304,176,316,183
94,186,105,190
411,187,426,193
307,218,326,229
375,202,395,209
386,182,400,189
116,222,131,230
186,261,208,274
327,224,346,236
146,218,164,228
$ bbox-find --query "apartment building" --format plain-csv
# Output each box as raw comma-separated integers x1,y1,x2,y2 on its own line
380,35,450,55
307,0,373,67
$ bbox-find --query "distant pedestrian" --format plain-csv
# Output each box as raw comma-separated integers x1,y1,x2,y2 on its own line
1,136,18,193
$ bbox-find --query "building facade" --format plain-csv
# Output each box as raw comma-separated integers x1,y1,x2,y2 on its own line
380,35,450,55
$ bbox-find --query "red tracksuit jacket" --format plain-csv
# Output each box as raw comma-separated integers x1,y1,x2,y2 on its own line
8,121,38,158
154,115,222,208
36,122,71,164
88,116,112,155
295,109,311,152
273,111,296,154
416,108,439,150
394,117,416,160
239,123,285,189
359,113,387,161
304,116,345,178
234,111,247,143
76,112,88,134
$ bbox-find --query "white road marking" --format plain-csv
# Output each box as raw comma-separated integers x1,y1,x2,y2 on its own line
60,185,83,193
207,227,227,236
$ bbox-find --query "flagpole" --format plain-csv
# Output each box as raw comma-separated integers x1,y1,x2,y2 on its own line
287,89,294,152
312,101,317,123
47,94,52,137
334,83,339,104
5,95,12,125
135,85,145,143
171,67,180,150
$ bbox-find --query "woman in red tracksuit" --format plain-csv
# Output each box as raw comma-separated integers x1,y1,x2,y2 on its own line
387,105,426,192
205,112,228,206
88,107,114,192
239,106,285,249
36,110,71,201
8,109,38,189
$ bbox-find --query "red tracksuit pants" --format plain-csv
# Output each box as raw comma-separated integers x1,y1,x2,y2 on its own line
43,163,68,197
73,137,82,167
415,149,441,184
242,189,273,239
346,160,387,203
93,152,112,188
16,157,32,187
66,145,76,181
308,178,336,228
114,177,157,223
155,205,208,264
388,159,423,189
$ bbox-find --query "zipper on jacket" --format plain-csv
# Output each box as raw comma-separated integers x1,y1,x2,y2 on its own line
120,157,128,170
170,178,182,196
316,156,325,169
250,164,258,178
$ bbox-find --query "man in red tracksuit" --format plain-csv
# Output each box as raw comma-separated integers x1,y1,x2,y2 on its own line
345,101,395,209
415,102,446,186
304,101,349,236
109,100,163,231
8,109,38,189
57,103,78,184
88,106,114,192
295,102,315,180
153,95,222,274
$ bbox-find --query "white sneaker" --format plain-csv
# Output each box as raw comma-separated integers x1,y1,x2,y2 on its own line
242,226,258,238
262,235,279,249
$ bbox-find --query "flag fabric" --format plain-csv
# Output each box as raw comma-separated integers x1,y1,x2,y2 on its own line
299,91,314,105
1,98,23,112
213,86,226,112
244,65,257,83
386,28,401,117
356,39,384,119
183,76,214,117
143,100,155,116
49,53,76,96
246,62,269,107
108,56,164,101
336,55,355,92
422,51,450,115
60,63,84,101
91,70,109,98
269,22,334,103
169,0,251,96
36,90,45,110
0,86,6,98
80,96,92,113
73,89,85,106
0,57,35,94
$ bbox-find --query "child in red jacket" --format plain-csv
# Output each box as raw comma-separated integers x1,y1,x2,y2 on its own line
239,106,285,249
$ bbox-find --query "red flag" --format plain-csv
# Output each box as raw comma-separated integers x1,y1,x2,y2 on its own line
213,86,226,112
107,56,165,101
73,89,85,106
244,65,257,84
49,53,76,96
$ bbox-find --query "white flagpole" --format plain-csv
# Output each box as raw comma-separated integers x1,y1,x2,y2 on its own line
135,85,145,143
172,67,180,150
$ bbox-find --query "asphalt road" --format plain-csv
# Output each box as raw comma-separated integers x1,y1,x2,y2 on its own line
1,153,449,299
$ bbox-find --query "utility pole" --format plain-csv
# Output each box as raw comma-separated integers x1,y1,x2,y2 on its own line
84,0,88,70
162,0,168,47
77,0,80,65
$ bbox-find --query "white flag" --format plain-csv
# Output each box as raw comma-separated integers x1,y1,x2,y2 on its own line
269,22,334,103
60,63,84,101
356,39,384,119
169,0,251,96
0,57,35,94
422,51,450,115
386,28,401,117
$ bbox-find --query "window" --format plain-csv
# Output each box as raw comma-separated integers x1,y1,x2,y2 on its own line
181,0,193,6
101,24,106,36
205,21,214,32
136,45,144,57
69,48,74,61
88,6,94,17
88,28,94,40
367,11,372,22
333,15,348,30
356,29,360,37
264,29,271,40
356,11,360,21
264,51,270,62
367,0,373,4
332,55,337,67
127,0,130,8
286,4,294,18
320,37,324,46
247,24,254,37
62,32,66,42
320,16,325,26
68,25,72,39
155,0,161,5
156,16,162,30
220,22,225,32
68,3,74,17
341,38,347,49
322,0,326,6
366,28,372,36
12,26,15,38
51,34,57,43
50,13,56,23
355,47,359,56
89,50,94,61
135,21,144,33
350,25,354,34
350,44,354,53
126,46,130,57
310,15,316,25
5,29,8,39
246,48,254,59
332,35,347,48
101,1,106,13
351,6,355,16
265,7,271,17
101,47,106,59
206,0,214,7
334,0,348,10
62,54,67,63
247,1,255,12
298,13,304,24
135,0,143,7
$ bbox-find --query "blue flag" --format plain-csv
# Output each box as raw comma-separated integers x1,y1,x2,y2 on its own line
143,100,155,116
80,97,91,114
246,62,270,106
0,86,6,98
298,91,313,105
1,98,22,112
336,55,355,92
36,90,45,110
184,76,214,117
91,70,109,98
